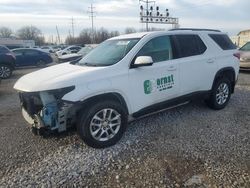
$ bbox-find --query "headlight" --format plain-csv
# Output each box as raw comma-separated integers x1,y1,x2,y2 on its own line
47,86,75,100
240,57,249,62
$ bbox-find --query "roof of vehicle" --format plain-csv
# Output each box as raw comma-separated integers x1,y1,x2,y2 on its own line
11,48,46,52
110,29,225,40
67,45,82,48
41,46,51,49
169,28,221,32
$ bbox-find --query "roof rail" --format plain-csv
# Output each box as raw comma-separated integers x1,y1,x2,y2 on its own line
169,28,221,32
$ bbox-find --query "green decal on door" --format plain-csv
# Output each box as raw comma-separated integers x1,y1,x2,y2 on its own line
144,80,152,94
144,74,174,94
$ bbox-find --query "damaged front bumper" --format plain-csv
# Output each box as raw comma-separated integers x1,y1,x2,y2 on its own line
19,86,77,134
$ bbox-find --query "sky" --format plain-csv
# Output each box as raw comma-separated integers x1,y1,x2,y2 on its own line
0,0,249,42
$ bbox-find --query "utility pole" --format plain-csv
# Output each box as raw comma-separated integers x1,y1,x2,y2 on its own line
56,26,61,44
139,0,155,31
88,3,96,43
71,17,75,38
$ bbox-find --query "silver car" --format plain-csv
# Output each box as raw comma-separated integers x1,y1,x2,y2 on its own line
239,41,250,69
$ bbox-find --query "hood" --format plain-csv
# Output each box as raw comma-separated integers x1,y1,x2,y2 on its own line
14,63,102,92
59,53,82,59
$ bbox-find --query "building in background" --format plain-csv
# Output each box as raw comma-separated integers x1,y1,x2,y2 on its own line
0,38,35,49
230,29,250,47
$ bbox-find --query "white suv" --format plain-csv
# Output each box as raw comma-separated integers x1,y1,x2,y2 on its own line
14,29,240,148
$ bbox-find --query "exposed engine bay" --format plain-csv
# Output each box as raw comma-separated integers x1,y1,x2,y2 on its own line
18,86,79,134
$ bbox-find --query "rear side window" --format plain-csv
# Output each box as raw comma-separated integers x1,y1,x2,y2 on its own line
13,50,25,56
171,35,207,58
25,50,39,55
209,34,236,50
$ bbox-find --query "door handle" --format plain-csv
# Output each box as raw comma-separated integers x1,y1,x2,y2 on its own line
167,66,177,71
207,59,214,63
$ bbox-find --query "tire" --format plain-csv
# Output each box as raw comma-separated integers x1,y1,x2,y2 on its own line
0,64,13,79
77,100,128,148
206,77,231,110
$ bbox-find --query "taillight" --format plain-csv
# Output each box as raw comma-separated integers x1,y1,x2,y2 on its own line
6,52,16,59
233,53,240,60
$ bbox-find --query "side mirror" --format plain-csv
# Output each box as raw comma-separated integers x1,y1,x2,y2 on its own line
133,56,153,68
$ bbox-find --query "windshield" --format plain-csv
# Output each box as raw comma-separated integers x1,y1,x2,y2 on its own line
78,47,93,54
240,42,250,51
78,38,140,66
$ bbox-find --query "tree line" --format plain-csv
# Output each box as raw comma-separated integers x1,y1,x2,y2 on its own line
0,26,164,46
0,26,45,46
65,27,120,45
65,27,164,45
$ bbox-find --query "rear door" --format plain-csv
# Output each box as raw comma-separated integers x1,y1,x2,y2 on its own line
171,34,217,95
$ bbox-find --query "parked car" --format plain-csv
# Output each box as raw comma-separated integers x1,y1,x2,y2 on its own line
14,29,239,148
58,46,94,63
0,45,16,79
239,41,250,70
39,46,54,53
52,46,61,52
56,45,82,57
12,48,53,67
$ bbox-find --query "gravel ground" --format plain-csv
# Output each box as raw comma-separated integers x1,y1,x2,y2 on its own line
0,68,249,187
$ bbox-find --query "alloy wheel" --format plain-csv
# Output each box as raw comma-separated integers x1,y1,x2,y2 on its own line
90,108,121,142
0,65,11,78
216,82,229,105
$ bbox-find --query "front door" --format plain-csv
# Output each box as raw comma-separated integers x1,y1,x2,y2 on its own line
14,49,26,67
128,35,180,113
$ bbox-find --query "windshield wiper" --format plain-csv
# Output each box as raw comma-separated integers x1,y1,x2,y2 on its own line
81,62,99,67
78,62,113,67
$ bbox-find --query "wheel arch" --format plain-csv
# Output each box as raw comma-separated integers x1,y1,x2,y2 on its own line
212,67,236,93
77,92,129,115
0,62,15,70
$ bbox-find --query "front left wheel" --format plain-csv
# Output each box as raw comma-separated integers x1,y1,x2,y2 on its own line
0,64,13,79
77,100,128,148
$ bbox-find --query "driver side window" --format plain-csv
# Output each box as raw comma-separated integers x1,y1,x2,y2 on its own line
137,35,173,63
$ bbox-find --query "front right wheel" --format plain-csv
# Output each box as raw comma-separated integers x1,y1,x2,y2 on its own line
77,100,128,148
206,77,231,110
